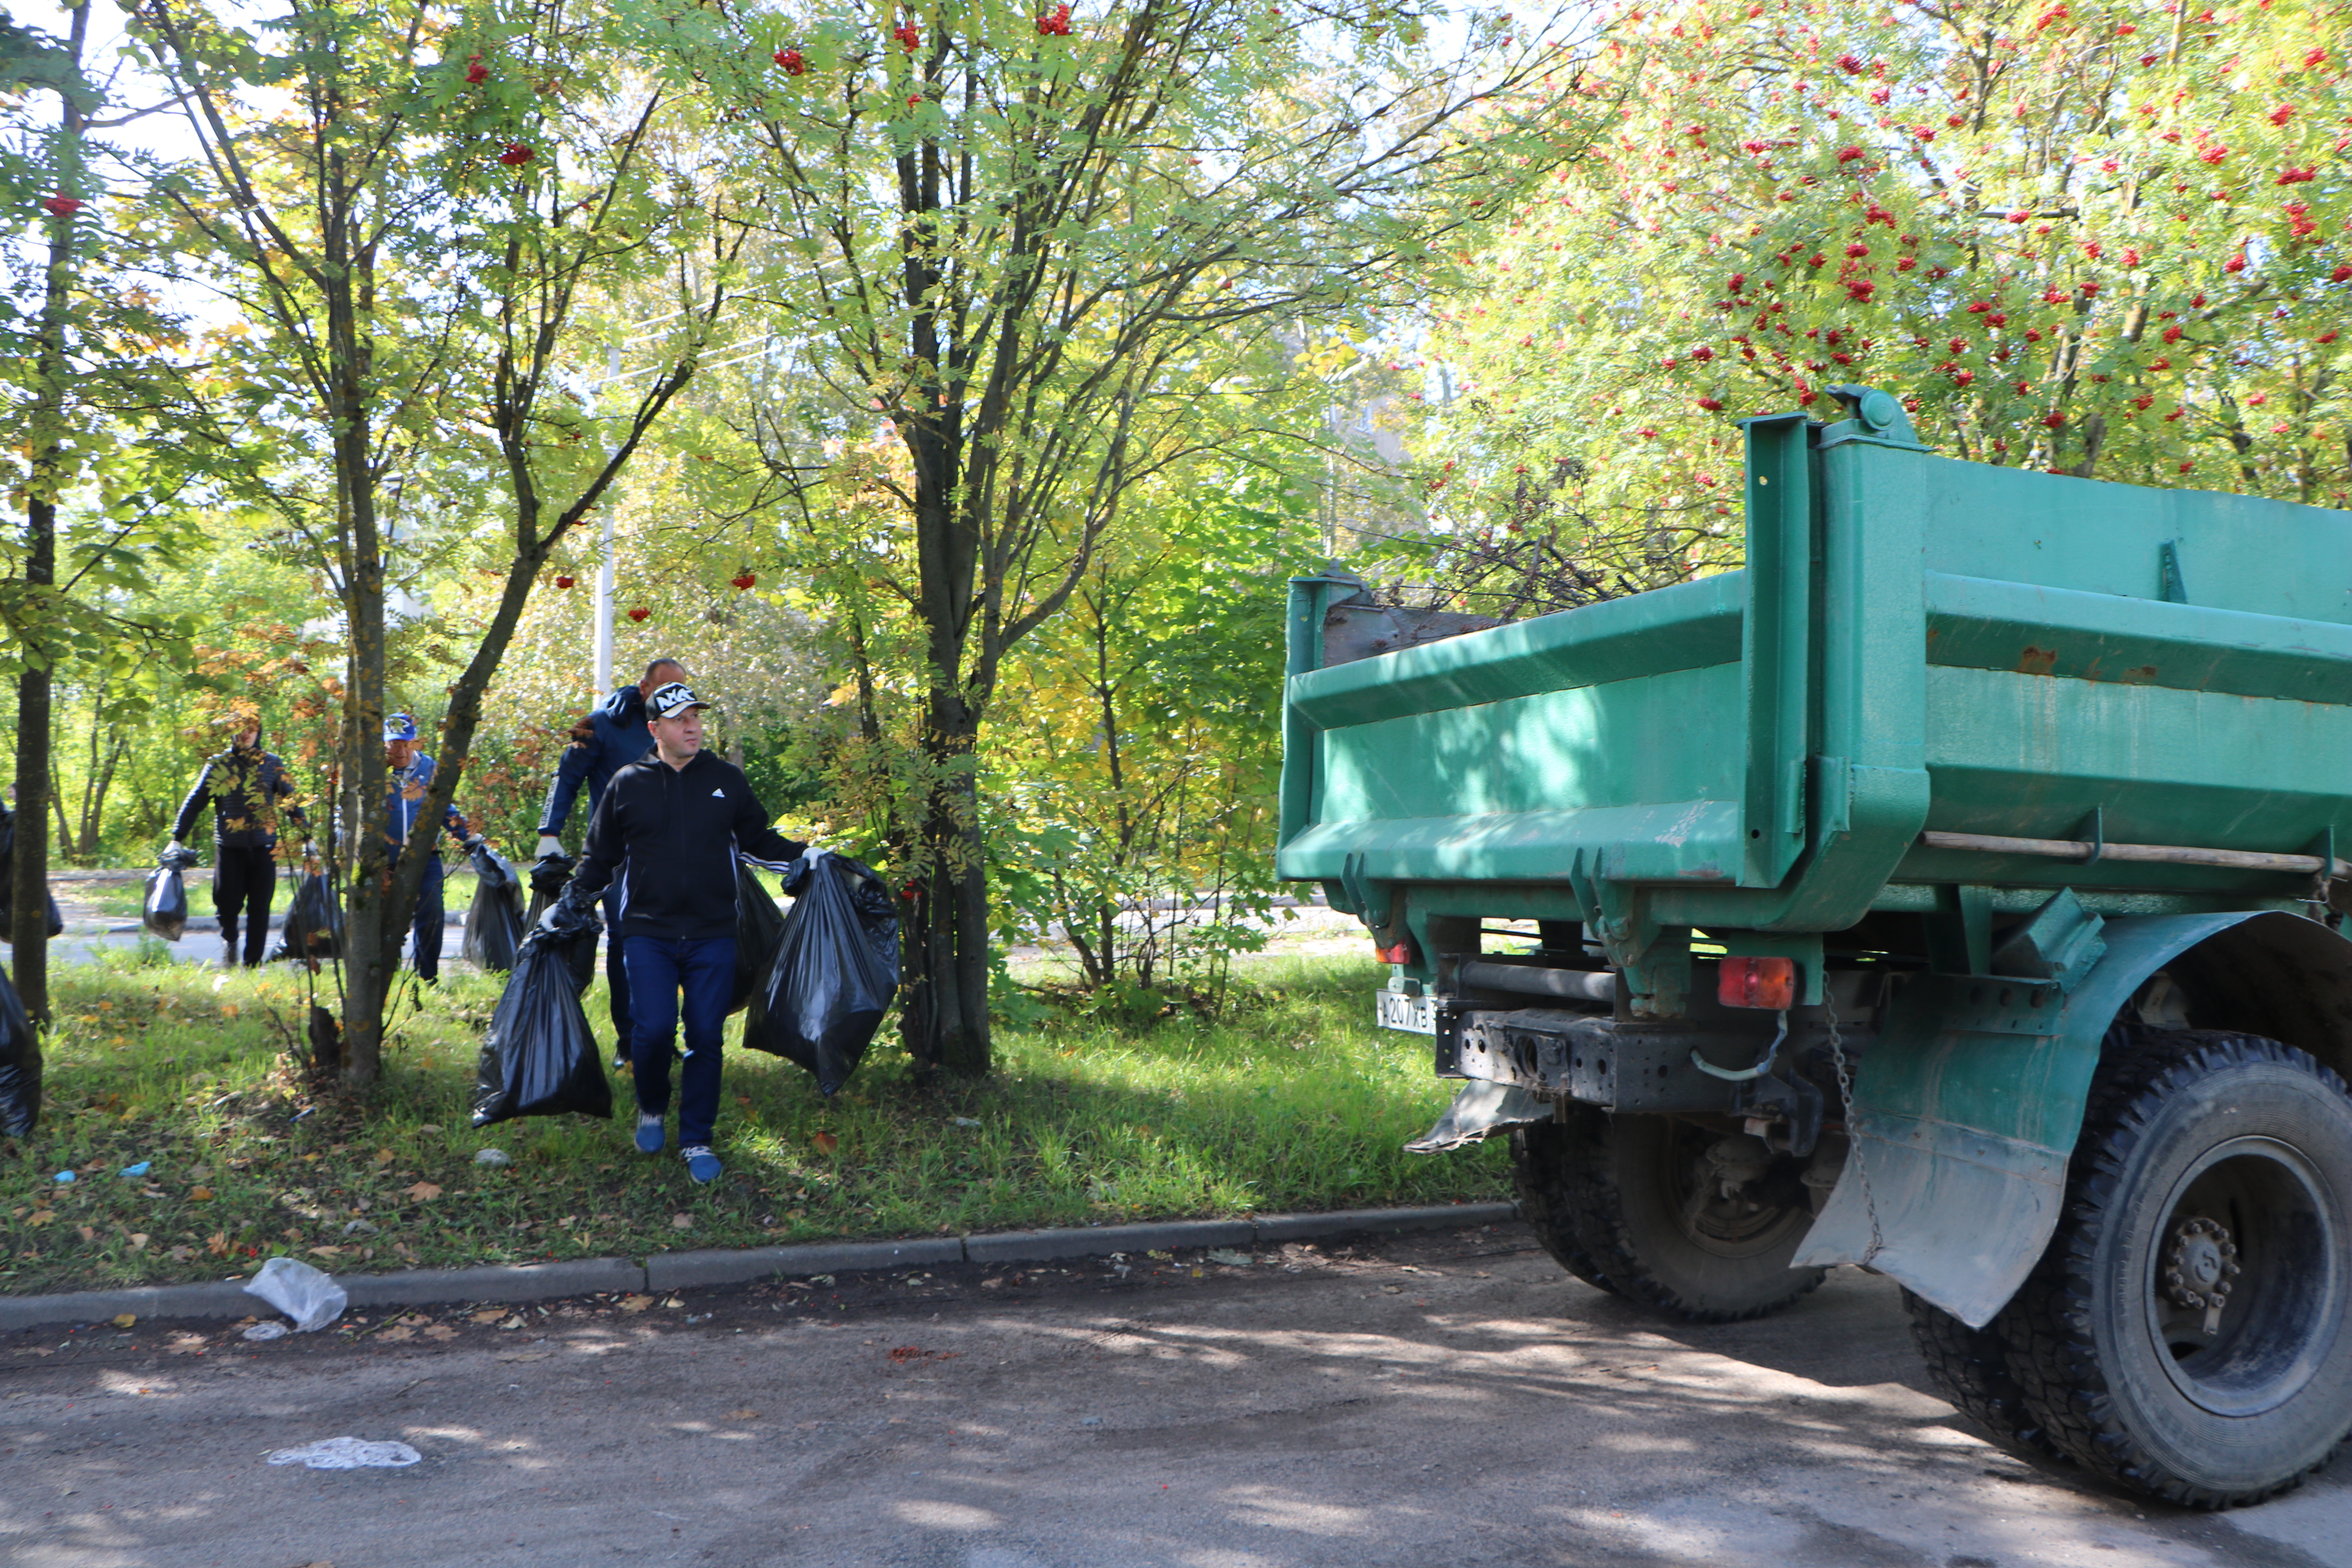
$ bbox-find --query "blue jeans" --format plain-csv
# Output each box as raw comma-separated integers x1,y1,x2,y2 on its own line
601,886,632,1056
622,935,736,1149
392,849,445,982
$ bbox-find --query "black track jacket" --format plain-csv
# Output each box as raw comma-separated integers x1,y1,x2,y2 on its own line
569,748,804,942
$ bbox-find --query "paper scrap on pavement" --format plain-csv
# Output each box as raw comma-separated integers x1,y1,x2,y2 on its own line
266,1437,422,1470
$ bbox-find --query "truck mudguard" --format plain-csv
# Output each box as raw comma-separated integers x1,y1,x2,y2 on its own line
1798,909,2352,1326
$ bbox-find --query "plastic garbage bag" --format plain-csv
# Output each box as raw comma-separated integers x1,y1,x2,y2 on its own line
731,860,788,1015
460,845,525,973
0,956,40,1137
142,847,199,941
472,914,612,1127
272,869,343,963
523,850,573,930
742,849,899,1096
243,1255,348,1332
0,803,64,941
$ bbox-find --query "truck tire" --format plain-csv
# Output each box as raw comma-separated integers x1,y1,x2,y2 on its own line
1901,1289,2066,1462
1998,1031,2352,1506
1509,1115,1617,1294
1547,1110,1823,1322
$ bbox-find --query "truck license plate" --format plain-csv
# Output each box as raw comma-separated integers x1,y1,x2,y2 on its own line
1376,989,1437,1035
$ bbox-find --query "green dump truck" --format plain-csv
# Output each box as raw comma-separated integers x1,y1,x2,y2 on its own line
1278,386,2352,1507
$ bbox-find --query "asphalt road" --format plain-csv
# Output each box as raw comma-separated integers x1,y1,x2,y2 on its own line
3,1224,2347,1568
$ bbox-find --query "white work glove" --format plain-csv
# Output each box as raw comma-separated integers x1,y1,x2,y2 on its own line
463,833,486,851
165,838,186,857
535,835,564,859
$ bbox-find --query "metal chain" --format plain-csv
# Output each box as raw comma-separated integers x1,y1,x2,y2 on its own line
1823,984,1886,1267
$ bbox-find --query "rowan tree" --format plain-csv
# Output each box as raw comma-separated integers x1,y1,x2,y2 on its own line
1418,0,2352,555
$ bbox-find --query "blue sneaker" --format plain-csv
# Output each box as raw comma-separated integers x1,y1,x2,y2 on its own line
682,1145,722,1184
634,1112,665,1155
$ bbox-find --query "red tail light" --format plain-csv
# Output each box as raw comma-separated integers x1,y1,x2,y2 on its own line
1375,939,1416,965
1719,955,1796,1010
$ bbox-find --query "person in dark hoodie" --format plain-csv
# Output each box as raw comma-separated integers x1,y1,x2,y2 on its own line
552,681,805,1183
535,656,688,1069
167,710,312,967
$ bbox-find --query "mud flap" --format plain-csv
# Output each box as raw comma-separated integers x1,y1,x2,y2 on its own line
1406,1080,1551,1154
1795,911,2267,1327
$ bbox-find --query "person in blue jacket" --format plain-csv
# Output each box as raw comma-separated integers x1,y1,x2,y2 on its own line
535,657,688,1069
383,713,479,984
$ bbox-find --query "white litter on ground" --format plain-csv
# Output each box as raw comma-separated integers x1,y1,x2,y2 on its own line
243,1255,348,1332
241,1321,288,1342
266,1437,422,1470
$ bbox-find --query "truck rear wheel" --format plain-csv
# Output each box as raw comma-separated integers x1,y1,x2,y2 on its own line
1518,1109,1823,1322
1901,1290,2065,1462
1509,1114,1616,1294
1996,1031,2352,1506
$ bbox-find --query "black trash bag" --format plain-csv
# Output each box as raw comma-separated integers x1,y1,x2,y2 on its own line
523,851,574,930
0,804,64,941
472,916,611,1127
0,956,38,1137
742,850,899,1096
530,893,603,993
142,848,199,942
730,860,788,1015
272,869,343,963
460,846,526,973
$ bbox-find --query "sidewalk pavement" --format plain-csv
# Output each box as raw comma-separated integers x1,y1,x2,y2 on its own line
0,1201,1521,1332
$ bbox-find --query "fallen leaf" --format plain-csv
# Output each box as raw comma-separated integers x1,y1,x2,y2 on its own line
471,1309,505,1325
423,1325,458,1341
129,1234,150,1252
618,1294,653,1313
724,1408,759,1420
671,1213,694,1230
113,1313,137,1329
811,1131,838,1154
377,1327,414,1343
660,1297,684,1309
189,1187,214,1201
499,1317,525,1330
27,1211,55,1228
375,1149,396,1166
308,1246,345,1258
405,1181,442,1202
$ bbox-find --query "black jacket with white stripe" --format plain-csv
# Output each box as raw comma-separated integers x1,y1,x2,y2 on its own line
568,748,804,942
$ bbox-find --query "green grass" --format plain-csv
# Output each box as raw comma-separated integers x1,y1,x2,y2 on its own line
1,951,1506,1294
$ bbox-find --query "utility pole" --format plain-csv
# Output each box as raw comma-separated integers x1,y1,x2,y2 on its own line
592,339,619,693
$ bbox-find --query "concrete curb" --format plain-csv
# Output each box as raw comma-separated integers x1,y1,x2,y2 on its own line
0,1201,1521,1332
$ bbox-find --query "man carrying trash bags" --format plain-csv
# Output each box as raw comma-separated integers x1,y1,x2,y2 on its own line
164,709,314,967
383,712,485,985
535,656,690,1072
545,682,806,1183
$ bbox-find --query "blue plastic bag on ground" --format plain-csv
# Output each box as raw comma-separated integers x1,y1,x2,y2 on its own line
0,956,38,1136
742,850,899,1096
472,915,610,1126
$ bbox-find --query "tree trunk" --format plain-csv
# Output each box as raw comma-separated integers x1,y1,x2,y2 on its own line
10,660,53,1024
9,2,89,1022
901,695,991,1076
